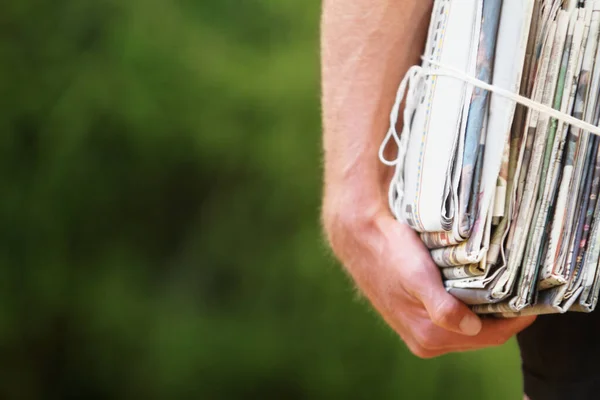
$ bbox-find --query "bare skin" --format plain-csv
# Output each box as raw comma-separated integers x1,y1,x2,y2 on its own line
320,0,536,358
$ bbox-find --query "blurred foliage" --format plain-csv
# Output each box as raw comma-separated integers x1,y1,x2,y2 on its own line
0,1,523,399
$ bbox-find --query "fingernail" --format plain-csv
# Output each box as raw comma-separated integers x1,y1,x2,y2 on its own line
459,314,482,336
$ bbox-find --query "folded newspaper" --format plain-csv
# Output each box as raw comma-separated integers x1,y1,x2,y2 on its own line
380,0,600,317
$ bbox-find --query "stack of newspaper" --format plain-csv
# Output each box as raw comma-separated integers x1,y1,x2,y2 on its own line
381,0,600,316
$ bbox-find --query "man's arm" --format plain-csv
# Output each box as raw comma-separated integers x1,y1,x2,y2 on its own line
320,0,535,358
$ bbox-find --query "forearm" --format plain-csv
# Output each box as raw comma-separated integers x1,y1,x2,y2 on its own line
320,0,432,229
319,1,538,355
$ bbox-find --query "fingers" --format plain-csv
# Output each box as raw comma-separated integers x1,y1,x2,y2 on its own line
423,289,483,336
441,315,537,350
400,254,484,337
381,218,485,337
371,215,538,358
405,315,537,358
477,315,537,343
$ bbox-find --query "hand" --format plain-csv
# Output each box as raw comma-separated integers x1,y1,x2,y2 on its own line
323,206,536,358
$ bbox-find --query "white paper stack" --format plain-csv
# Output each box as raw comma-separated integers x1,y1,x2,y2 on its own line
382,0,600,316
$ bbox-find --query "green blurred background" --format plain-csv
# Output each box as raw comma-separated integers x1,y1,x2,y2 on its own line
0,1,523,399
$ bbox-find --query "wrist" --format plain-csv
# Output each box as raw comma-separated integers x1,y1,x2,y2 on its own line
322,183,389,252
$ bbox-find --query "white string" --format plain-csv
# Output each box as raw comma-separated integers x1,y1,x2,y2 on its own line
378,65,425,167
377,65,425,219
378,58,600,220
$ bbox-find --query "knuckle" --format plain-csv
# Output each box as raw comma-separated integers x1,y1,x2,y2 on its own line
431,298,460,327
413,323,439,350
408,342,435,359
413,348,431,359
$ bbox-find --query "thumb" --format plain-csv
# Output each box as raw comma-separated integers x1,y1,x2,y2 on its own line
398,247,483,336
409,258,482,336
384,217,483,336
422,287,483,336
